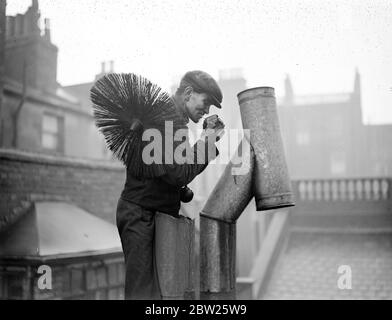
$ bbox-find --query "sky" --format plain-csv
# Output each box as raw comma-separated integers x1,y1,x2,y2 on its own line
6,0,392,124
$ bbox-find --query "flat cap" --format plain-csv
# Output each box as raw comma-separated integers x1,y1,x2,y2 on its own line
182,70,223,109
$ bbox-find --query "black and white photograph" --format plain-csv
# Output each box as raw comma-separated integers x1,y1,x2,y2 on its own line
0,0,391,305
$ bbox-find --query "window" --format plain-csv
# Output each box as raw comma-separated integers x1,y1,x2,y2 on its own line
0,272,25,299
330,116,344,139
42,113,63,152
296,131,310,146
330,152,346,175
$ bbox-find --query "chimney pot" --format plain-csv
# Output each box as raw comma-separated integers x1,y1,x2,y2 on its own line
44,18,51,40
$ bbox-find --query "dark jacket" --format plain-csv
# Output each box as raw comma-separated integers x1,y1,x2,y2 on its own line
120,99,219,217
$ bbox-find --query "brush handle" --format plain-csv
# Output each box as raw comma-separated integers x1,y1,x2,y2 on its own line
130,118,143,132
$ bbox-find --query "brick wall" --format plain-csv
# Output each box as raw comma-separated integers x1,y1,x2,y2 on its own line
0,255,125,300
0,148,125,231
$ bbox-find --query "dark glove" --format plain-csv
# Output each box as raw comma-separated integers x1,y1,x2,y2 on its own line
180,185,194,203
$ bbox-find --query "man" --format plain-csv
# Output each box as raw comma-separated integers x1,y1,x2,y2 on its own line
116,70,224,299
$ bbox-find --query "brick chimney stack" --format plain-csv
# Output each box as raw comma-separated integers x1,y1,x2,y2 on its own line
4,0,58,92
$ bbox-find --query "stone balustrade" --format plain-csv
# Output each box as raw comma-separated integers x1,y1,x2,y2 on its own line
292,178,391,202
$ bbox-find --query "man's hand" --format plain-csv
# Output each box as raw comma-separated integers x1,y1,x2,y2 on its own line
201,114,225,142
203,114,224,130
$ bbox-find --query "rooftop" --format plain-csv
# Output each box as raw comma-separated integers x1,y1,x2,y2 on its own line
0,202,122,260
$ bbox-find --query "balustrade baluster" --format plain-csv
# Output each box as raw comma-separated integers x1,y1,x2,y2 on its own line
347,180,355,201
298,181,306,201
323,180,330,201
315,181,322,201
372,179,380,200
364,179,371,200
381,179,389,200
307,181,314,201
339,180,347,201
331,180,338,201
356,179,363,200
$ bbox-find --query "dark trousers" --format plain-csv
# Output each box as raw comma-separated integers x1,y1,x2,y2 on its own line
116,198,161,300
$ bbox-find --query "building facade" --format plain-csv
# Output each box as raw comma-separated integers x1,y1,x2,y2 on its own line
278,70,392,179
1,0,108,160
